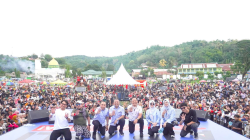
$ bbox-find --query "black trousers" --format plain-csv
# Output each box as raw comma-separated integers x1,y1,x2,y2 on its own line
129,118,144,133
92,120,106,136
148,126,160,136
109,119,125,135
50,128,72,140
163,123,174,136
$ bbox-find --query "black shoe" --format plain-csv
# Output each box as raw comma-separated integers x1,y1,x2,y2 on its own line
140,133,143,137
119,131,124,136
190,130,193,135
110,132,116,136
194,133,198,138
92,133,96,139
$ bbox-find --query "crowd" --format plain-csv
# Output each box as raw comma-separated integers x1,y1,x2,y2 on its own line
0,78,250,138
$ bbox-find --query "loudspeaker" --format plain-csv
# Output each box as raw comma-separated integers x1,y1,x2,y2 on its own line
175,109,209,121
28,110,50,124
195,110,209,121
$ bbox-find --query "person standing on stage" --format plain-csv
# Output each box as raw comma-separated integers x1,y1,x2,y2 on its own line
161,99,176,138
108,99,125,136
128,98,144,137
49,100,72,140
179,103,200,138
71,101,91,139
92,101,109,139
146,100,161,137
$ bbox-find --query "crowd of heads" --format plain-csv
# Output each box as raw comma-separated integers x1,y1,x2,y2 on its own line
0,78,250,136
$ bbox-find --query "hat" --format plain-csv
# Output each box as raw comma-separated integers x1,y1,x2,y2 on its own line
163,99,169,103
76,100,83,104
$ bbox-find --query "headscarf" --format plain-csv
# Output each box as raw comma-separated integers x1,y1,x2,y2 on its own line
149,100,156,114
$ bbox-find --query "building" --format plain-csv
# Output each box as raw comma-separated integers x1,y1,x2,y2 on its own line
81,70,113,78
35,58,66,81
177,63,223,76
217,63,234,74
131,69,175,77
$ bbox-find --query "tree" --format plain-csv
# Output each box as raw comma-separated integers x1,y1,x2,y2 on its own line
196,71,204,80
28,67,31,74
223,71,231,80
159,59,167,67
83,64,101,71
44,54,53,62
207,72,214,79
106,64,114,71
31,54,38,59
231,40,250,78
101,68,107,78
41,60,48,68
140,68,155,78
65,65,71,78
16,70,20,78
55,58,66,65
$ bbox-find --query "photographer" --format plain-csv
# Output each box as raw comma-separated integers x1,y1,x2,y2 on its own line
71,101,91,139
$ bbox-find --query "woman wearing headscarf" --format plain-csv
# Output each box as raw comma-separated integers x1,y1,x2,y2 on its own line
161,99,176,138
146,100,161,137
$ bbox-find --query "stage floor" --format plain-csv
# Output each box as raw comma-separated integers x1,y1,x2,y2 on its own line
0,119,247,140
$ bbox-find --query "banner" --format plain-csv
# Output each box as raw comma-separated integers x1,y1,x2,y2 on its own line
204,74,208,79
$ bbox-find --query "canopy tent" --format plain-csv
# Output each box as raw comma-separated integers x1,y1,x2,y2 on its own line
199,80,207,83
50,80,67,85
18,79,35,84
106,64,140,85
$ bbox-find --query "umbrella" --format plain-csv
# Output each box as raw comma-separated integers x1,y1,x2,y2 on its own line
51,80,67,85
19,79,35,84
6,82,14,86
199,80,207,83
232,79,239,82
40,81,49,85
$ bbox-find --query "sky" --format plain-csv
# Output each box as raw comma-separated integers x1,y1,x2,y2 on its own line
0,0,250,58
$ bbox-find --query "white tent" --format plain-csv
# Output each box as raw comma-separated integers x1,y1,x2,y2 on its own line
106,64,140,85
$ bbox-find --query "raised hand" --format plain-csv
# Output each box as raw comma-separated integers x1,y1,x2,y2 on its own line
162,109,166,116
76,110,80,116
163,122,167,128
129,107,133,112
65,113,69,118
97,108,101,114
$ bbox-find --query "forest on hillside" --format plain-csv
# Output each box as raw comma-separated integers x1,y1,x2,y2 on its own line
1,39,248,78
61,39,238,73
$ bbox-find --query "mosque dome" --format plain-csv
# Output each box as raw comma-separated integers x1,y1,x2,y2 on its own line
48,58,59,68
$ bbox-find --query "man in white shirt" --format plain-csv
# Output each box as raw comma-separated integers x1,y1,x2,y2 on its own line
128,98,144,137
49,100,71,140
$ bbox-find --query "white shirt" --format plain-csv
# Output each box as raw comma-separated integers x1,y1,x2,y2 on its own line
52,109,71,130
127,105,142,121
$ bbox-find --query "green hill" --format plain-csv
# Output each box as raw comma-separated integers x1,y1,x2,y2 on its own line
60,39,238,72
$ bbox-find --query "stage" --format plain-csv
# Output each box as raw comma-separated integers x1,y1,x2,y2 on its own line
0,119,247,140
